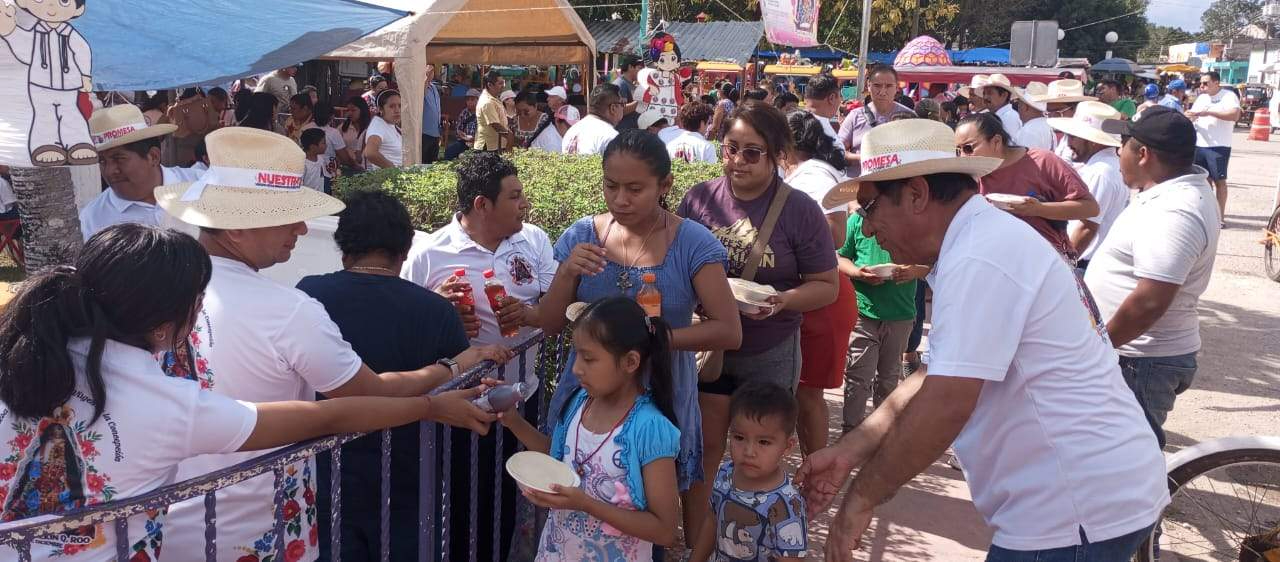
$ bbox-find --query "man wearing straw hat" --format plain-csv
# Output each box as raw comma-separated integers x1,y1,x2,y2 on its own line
152,127,509,562
982,73,1023,138
796,119,1168,561
1050,101,1131,273
1028,79,1098,162
79,104,204,240
1012,82,1053,151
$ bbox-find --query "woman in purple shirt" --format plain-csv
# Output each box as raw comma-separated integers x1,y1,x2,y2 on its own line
676,101,839,541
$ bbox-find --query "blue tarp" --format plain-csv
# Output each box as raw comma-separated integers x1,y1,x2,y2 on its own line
75,0,407,91
755,47,853,61
868,48,1011,65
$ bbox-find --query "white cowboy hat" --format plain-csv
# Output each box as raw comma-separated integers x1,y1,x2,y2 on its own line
1029,79,1097,105
984,73,1019,97
545,86,567,100
1016,81,1049,112
1046,101,1123,147
89,105,178,152
155,127,345,230
822,119,1003,209
958,74,989,98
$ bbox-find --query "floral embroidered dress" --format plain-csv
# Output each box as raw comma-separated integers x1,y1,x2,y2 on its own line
538,391,679,562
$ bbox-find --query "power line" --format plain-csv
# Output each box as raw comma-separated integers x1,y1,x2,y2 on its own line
973,9,1147,48
425,2,642,15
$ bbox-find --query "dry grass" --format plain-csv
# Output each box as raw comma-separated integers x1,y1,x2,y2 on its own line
0,252,23,283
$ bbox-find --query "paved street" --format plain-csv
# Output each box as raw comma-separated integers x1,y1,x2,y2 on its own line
793,131,1280,561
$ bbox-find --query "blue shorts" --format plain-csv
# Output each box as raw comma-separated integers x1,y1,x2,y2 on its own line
1194,146,1231,180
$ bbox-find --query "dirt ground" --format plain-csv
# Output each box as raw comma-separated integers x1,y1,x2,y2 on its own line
788,131,1280,561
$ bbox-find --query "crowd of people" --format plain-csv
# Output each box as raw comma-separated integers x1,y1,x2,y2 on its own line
0,57,1235,562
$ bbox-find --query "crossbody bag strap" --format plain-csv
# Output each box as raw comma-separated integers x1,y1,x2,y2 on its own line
741,181,792,282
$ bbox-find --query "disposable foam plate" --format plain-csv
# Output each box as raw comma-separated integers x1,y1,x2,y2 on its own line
865,264,898,279
985,193,1027,209
727,278,777,306
565,302,589,322
505,451,580,494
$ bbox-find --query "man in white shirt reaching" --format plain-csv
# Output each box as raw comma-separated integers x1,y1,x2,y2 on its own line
1012,82,1053,150
665,101,718,163
1088,107,1221,449
982,73,1023,138
80,104,204,240
1187,71,1240,223
801,118,1167,562
562,83,624,155
1049,101,1131,272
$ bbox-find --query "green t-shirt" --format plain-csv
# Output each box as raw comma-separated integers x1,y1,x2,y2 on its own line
1110,98,1137,119
837,214,917,321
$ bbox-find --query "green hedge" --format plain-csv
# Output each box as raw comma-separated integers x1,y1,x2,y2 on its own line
334,149,724,239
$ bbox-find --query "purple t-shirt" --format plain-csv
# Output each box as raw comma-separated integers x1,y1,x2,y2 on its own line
677,175,837,355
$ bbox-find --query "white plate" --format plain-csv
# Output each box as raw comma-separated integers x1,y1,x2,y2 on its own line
865,264,898,279
505,451,580,494
985,193,1028,209
727,278,777,303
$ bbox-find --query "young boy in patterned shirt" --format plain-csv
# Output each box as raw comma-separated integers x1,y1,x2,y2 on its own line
692,382,808,561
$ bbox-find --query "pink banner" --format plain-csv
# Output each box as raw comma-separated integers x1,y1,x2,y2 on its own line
762,0,821,48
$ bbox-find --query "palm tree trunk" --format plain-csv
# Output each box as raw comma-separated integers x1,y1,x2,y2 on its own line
9,166,83,272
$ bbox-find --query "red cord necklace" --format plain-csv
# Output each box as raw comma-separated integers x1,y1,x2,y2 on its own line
572,397,635,477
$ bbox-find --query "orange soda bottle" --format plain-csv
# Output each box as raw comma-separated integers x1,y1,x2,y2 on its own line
637,272,661,317
483,269,518,337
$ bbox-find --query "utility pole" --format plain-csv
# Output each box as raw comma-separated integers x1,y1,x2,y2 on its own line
639,0,650,53
857,0,873,97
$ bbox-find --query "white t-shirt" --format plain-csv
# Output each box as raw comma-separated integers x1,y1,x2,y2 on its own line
1191,89,1240,147
530,124,563,153
783,158,845,215
78,166,203,240
665,130,718,163
402,217,558,374
163,257,364,562
657,125,682,143
301,123,347,179
365,115,403,169
1085,169,1220,357
1013,116,1054,151
995,103,1023,138
0,339,256,562
561,115,618,156
814,111,840,141
924,195,1168,550
303,158,325,191
1067,149,1130,262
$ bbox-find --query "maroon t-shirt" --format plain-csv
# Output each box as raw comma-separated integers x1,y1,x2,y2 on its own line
677,176,837,355
978,148,1091,261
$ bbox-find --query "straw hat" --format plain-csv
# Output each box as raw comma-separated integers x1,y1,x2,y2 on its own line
822,119,1003,209
984,73,1018,97
89,105,177,152
958,74,989,98
1046,101,1123,147
1029,79,1097,104
1016,81,1049,111
500,90,516,102
154,127,344,230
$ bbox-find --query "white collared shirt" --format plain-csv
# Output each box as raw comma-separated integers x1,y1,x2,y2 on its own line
1067,149,1129,262
924,194,1168,550
1013,116,1054,151
402,216,558,373
665,129,718,163
995,103,1023,138
78,166,203,240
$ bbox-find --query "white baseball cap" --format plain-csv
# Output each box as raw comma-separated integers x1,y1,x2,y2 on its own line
638,109,667,130
545,86,567,100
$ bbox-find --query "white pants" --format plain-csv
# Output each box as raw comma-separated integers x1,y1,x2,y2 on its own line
28,85,92,152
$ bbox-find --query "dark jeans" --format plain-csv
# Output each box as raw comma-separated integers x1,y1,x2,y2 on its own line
986,524,1156,561
443,140,469,161
906,281,928,354
1119,352,1198,448
422,134,440,164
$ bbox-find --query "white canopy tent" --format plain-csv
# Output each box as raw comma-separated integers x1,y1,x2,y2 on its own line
326,0,597,165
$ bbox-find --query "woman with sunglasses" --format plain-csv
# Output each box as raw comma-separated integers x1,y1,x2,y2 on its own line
675,101,839,542
954,113,1099,264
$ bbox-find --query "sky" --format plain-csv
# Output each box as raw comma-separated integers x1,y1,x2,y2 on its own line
1146,0,1212,32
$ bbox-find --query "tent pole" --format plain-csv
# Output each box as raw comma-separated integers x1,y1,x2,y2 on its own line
857,0,872,96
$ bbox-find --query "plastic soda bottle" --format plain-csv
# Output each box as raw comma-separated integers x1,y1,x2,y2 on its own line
637,272,661,317
483,269,518,337
452,268,475,308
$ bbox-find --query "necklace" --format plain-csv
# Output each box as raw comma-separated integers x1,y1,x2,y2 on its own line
602,213,665,291
347,265,398,275
571,397,636,477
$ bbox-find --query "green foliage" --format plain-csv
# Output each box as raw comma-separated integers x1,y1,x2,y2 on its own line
333,149,723,240
1138,24,1199,62
1200,0,1273,40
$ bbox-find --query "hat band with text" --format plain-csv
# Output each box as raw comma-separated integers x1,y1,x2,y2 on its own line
92,121,149,145
180,165,304,202
861,149,958,175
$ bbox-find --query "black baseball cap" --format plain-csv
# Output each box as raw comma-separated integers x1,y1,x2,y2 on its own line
1101,106,1196,157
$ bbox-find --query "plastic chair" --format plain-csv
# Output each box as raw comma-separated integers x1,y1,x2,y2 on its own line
0,218,24,269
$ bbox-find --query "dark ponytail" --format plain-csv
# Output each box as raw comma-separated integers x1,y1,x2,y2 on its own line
572,297,677,425
786,110,846,170
958,112,1017,148
0,224,212,424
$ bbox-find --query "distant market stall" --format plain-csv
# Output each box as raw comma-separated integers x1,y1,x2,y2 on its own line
328,0,598,165
588,20,764,65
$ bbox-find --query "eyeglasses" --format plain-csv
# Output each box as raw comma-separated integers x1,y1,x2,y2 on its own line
956,143,977,156
855,195,881,220
609,102,625,110
722,143,766,164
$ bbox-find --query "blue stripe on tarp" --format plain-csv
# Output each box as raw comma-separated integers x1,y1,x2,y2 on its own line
76,0,407,91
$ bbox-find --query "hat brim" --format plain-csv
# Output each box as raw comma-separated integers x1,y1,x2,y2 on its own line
1029,94,1097,104
1047,118,1122,147
821,156,1004,209
96,124,177,152
154,183,345,230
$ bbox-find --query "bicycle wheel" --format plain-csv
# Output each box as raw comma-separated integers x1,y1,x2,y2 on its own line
1135,447,1280,561
1266,205,1280,282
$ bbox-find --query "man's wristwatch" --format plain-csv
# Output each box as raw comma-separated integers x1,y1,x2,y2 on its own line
437,358,460,378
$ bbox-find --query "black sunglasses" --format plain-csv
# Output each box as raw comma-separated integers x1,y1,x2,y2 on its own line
956,143,977,155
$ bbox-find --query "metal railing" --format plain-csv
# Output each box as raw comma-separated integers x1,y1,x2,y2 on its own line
0,331,550,562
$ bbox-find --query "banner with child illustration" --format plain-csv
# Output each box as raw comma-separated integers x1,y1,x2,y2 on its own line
762,0,821,47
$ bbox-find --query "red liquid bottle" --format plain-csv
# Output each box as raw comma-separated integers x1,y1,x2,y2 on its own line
453,268,475,309
483,269,518,337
